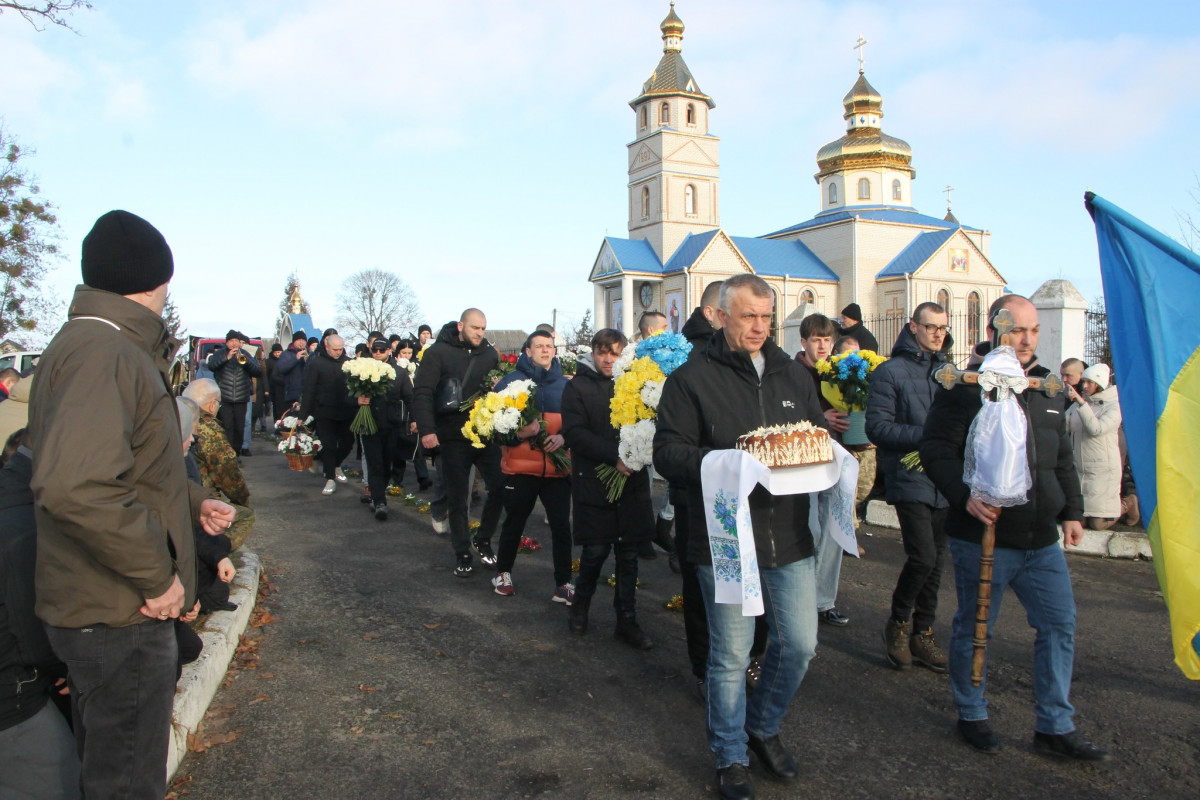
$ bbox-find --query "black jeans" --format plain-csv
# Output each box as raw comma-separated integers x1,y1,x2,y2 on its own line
315,418,354,480
891,502,949,632
674,497,710,679
217,400,247,453
495,474,573,586
576,542,639,617
45,620,178,800
439,438,503,557
362,429,395,504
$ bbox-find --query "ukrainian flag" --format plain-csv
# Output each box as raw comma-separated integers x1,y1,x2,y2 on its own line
1087,192,1200,680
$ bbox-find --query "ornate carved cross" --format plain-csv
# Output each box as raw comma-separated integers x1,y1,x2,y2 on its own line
931,309,1064,398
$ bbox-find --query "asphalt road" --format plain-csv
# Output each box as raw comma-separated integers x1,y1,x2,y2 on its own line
176,437,1198,799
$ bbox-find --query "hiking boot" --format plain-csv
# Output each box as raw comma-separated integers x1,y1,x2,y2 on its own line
552,583,575,605
474,537,497,566
374,502,388,521
910,628,948,673
615,614,653,650
958,719,1000,754
454,553,473,578
1033,730,1110,762
884,617,912,669
334,467,348,483
492,571,515,596
321,479,336,496
567,594,591,635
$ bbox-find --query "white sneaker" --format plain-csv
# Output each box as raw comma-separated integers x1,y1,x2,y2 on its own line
334,467,348,483
431,516,448,534
322,479,336,495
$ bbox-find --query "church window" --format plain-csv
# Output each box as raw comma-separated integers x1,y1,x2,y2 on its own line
684,184,696,215
800,288,815,305
828,182,838,205
641,187,650,219
892,179,902,201
660,102,670,125
858,178,871,200
937,288,951,314
687,103,696,125
967,292,982,343
640,105,648,129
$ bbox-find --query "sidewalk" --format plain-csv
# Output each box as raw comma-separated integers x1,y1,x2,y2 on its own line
168,547,262,779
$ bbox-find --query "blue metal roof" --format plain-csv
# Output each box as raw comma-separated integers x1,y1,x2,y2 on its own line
287,313,316,340
875,229,960,278
604,236,663,274
664,230,722,271
728,236,839,281
765,207,981,237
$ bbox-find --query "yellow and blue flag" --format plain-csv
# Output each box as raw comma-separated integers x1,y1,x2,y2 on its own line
1087,192,1200,680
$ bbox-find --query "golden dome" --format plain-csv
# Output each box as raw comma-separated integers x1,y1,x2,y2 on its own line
842,73,882,108
661,3,685,36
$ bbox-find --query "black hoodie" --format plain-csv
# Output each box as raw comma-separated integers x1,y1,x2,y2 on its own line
412,321,499,443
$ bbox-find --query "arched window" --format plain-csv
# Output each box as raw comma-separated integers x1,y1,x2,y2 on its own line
641,186,650,219
828,182,838,205
687,103,696,125
640,105,648,129
858,178,871,200
967,291,982,344
800,288,815,305
660,102,670,125
937,288,951,314
892,179,902,201
684,184,696,215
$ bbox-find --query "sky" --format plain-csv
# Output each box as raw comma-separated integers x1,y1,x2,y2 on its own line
3,0,1199,346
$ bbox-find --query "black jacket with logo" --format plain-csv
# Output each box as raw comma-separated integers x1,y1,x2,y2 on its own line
412,321,499,444
654,334,827,566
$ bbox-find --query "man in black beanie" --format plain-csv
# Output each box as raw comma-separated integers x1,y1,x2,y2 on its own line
838,302,879,353
28,210,236,799
207,328,262,456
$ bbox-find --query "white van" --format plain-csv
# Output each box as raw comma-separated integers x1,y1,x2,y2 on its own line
0,351,41,374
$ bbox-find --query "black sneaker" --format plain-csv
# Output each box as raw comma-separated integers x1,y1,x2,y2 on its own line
374,503,388,521
1033,731,1110,762
818,608,850,626
958,719,1001,754
473,537,497,567
454,553,473,578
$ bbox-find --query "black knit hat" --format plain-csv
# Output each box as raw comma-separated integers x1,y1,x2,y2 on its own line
291,330,307,343
271,343,283,352
225,329,247,342
840,303,862,322
81,210,174,295
418,324,432,335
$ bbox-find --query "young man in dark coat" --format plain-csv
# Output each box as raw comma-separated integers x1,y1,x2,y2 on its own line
919,294,1108,761
837,302,879,354
276,330,310,420
412,309,503,578
865,302,952,671
655,274,827,798
561,328,654,649
299,334,355,495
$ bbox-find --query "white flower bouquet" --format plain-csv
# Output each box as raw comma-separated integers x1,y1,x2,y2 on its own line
276,416,323,470
343,358,397,436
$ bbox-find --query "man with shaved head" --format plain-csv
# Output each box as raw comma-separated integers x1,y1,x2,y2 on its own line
299,333,355,495
413,308,503,578
921,294,1108,761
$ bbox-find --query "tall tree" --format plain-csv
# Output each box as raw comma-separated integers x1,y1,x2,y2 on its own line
564,308,594,347
162,292,185,340
0,1,91,31
335,269,421,343
0,128,61,344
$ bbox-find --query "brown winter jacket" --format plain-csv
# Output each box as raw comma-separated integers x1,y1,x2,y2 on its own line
29,286,210,628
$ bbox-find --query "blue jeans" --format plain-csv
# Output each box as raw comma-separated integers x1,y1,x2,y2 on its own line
948,538,1077,734
45,620,179,799
697,558,818,769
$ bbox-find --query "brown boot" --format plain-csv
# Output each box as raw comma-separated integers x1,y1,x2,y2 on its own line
883,617,912,670
910,628,948,673
614,614,653,650
1120,494,1141,527
567,594,591,636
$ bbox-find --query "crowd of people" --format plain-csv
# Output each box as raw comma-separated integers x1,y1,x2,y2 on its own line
0,210,1129,799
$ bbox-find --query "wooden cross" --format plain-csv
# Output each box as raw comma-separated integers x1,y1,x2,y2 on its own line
931,309,1064,398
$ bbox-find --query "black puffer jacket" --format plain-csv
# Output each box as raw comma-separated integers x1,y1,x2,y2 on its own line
299,350,354,423
561,358,653,545
919,362,1084,550
412,321,499,444
680,306,717,357
865,326,950,508
654,334,827,566
208,345,262,403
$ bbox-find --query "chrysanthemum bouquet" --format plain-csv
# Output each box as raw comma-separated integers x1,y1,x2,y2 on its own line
343,358,397,435
597,331,692,501
276,416,324,455
461,378,571,472
814,349,887,411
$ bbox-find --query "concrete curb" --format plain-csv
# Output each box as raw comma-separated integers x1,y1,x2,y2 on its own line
864,500,1152,560
167,549,262,779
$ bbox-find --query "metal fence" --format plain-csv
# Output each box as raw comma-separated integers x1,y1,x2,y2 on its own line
1085,309,1111,367
861,313,981,367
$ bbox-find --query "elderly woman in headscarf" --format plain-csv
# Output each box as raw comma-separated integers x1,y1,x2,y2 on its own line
1065,363,1123,530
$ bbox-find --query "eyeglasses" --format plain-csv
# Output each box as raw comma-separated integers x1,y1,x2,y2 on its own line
914,322,951,335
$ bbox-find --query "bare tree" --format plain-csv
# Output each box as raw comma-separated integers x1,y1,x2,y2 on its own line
1,127,62,344
0,1,92,31
1179,173,1199,252
335,269,421,343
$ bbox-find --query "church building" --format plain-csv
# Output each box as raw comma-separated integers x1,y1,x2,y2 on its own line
588,4,1008,356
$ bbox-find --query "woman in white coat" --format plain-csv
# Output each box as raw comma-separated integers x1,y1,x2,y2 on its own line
1066,363,1123,529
